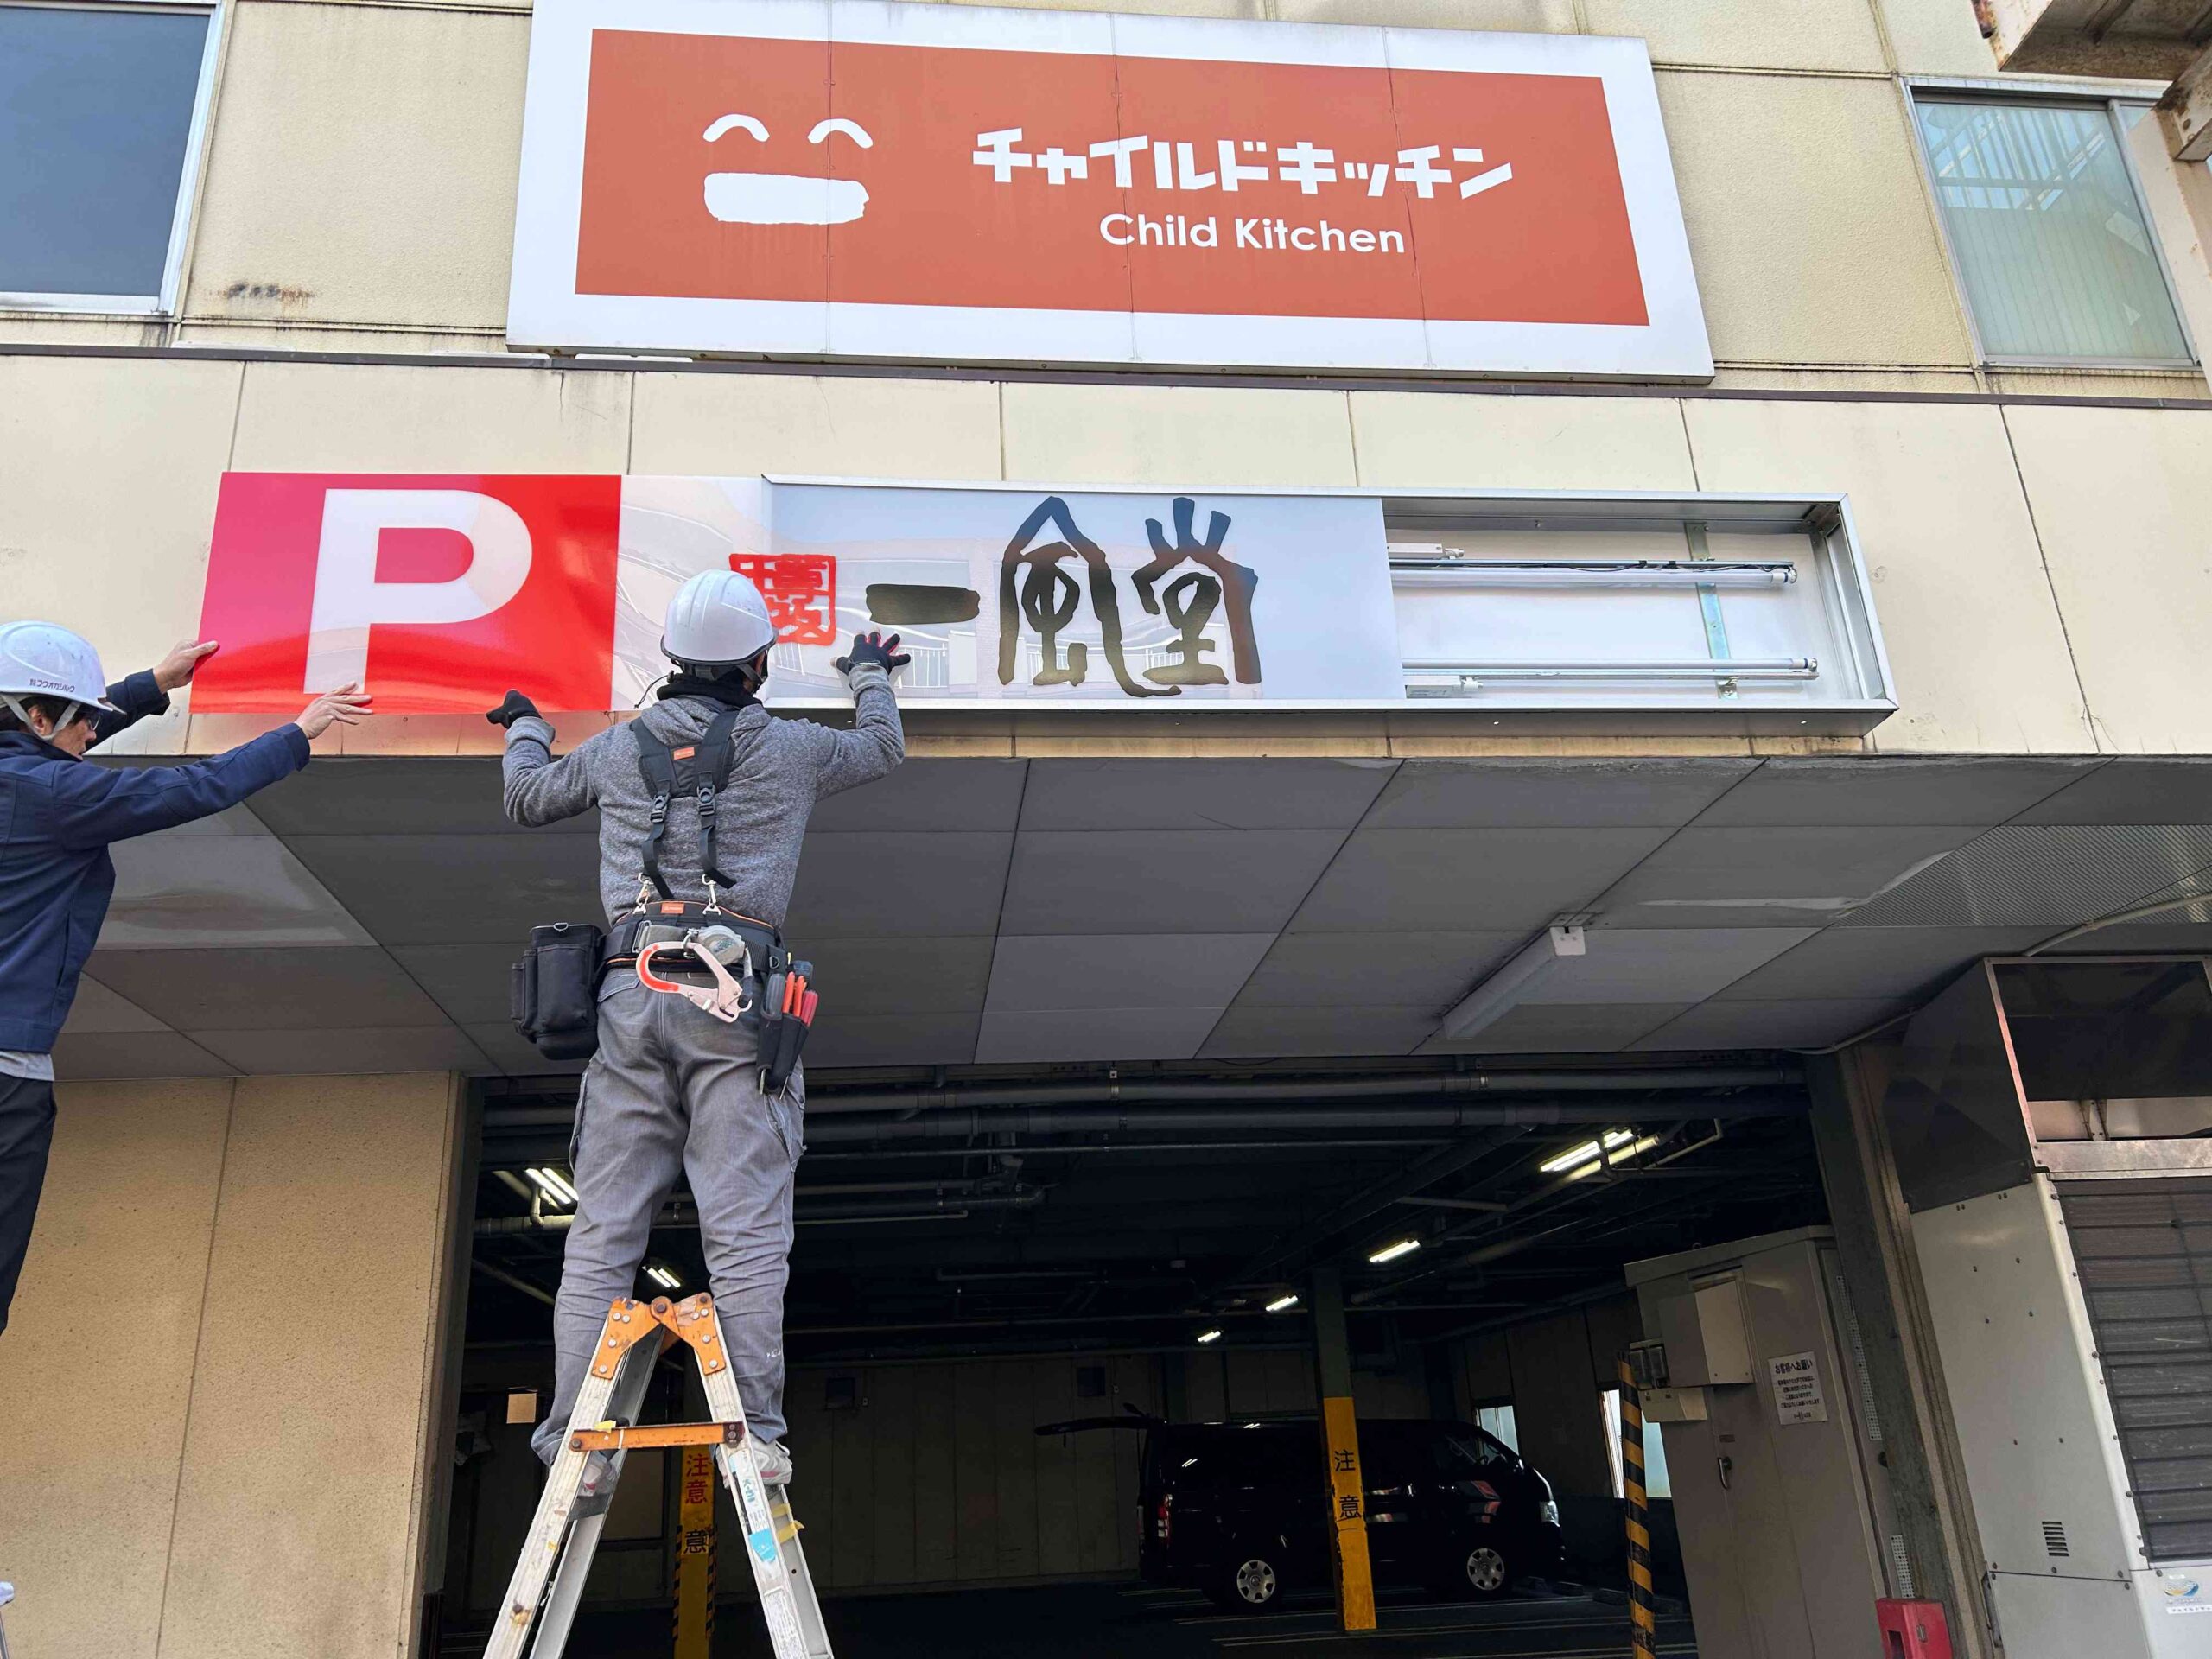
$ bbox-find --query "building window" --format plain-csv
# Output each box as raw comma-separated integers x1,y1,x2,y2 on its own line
1913,95,2191,367
0,2,220,313
1472,1402,1518,1453
1600,1388,1672,1500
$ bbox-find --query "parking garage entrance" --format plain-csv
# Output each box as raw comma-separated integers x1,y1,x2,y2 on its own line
68,742,2209,1656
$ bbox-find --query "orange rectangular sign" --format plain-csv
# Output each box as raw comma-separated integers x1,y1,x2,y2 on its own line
512,1,1711,377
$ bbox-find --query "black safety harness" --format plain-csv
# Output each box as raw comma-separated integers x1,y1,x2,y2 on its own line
509,715,820,1090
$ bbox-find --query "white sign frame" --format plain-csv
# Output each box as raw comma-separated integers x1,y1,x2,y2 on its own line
510,0,1714,379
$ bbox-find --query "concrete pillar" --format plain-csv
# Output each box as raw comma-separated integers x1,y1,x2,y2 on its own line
1806,1049,1995,1659
1309,1266,1376,1631
0,1072,467,1659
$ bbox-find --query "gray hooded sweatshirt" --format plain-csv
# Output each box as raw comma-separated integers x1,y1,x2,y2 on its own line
500,664,903,927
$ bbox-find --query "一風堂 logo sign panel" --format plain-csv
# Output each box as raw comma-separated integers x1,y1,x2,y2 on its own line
508,0,1712,377
191,474,1404,714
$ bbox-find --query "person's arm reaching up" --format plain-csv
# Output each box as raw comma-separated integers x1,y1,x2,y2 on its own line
815,633,907,798
49,684,367,847
493,691,599,826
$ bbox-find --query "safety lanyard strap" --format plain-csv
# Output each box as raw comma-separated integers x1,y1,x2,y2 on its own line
694,709,741,891
635,727,679,901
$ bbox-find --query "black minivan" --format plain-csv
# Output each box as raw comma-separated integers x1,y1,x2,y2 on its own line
1046,1414,1563,1611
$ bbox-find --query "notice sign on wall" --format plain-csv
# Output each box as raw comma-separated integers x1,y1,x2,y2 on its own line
189,474,1403,715
1767,1352,1828,1427
509,0,1711,377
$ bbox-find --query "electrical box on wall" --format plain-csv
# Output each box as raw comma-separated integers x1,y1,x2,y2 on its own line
1654,1270,1756,1387
1628,1228,1902,1659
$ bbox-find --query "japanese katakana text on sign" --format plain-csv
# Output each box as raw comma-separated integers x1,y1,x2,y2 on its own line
512,0,1713,378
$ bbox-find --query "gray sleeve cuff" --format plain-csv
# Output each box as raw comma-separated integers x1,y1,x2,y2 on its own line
844,662,893,696
507,714,557,748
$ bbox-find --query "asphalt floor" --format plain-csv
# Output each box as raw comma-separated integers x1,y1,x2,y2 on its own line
450,1580,1697,1657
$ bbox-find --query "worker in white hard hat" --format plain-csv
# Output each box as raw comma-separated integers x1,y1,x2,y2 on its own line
0,621,371,1337
490,569,905,1492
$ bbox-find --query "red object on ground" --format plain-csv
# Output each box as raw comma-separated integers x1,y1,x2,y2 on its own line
1875,1599,1953,1659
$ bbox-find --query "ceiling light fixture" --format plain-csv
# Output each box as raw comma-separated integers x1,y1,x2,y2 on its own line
1196,1328,1224,1344
645,1265,683,1290
1439,924,1587,1042
1563,1134,1661,1181
1265,1294,1300,1313
1540,1128,1639,1176
525,1166,579,1207
1368,1238,1422,1265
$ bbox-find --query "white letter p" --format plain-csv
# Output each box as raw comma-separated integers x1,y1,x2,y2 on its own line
304,489,533,690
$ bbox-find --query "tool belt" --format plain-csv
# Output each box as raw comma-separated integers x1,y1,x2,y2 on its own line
604,901,818,1095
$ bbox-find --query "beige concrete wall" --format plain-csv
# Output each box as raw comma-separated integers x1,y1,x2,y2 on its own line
3,0,2199,396
0,1072,464,1659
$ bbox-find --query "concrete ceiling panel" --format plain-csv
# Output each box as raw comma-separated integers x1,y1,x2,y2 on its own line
386,944,524,1027
191,1026,492,1074
805,760,1029,834
50,1033,236,1079
1711,925,2056,1003
1199,1005,1439,1058
1361,758,1753,829
974,1005,1229,1064
465,1022,587,1077
1016,759,1397,832
1633,998,1909,1050
798,937,997,1014
1235,931,1524,1008
1530,927,1818,1003
785,834,1015,939
87,948,448,1031
60,976,172,1036
1000,830,1344,935
282,834,601,944
1291,827,1672,933
2013,759,2212,825
1418,1001,1690,1055
102,835,373,949
1686,756,2101,828
799,1014,982,1069
985,934,1274,1014
1597,825,1983,927
250,759,588,836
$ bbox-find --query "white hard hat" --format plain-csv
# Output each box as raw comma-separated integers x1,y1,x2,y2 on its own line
0,620,117,718
663,569,777,668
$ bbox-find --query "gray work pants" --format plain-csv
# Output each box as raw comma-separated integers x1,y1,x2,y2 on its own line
531,980,802,1465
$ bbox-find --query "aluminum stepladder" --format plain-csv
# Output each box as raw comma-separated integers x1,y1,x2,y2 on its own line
487,1292,831,1659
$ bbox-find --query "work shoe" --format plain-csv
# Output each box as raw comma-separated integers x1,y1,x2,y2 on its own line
750,1439,794,1486
572,1440,621,1516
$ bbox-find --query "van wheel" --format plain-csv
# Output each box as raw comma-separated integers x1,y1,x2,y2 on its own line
1208,1550,1285,1612
1435,1540,1511,1599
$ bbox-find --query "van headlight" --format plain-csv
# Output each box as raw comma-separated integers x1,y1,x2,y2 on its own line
1541,1501,1560,1527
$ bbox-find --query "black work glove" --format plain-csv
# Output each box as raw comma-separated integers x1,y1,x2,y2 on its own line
834,632,910,675
485,690,541,728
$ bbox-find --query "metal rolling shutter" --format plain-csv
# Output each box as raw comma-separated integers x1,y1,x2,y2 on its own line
2056,1178,2212,1562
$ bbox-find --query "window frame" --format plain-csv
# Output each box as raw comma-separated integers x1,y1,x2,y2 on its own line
1903,77,2199,372
0,0,226,317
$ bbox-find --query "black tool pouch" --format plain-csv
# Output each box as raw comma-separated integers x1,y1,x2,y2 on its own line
511,921,607,1061
758,957,817,1096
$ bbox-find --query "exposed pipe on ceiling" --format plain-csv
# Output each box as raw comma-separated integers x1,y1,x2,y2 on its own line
795,1093,1802,1145
481,1090,1803,1149
474,1185,1048,1235
801,1065,1798,1115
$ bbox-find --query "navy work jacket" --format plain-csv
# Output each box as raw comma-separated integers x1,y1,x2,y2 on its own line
0,672,310,1052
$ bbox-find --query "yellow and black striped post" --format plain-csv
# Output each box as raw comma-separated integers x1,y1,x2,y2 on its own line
1617,1357,1659,1659
673,1445,717,1659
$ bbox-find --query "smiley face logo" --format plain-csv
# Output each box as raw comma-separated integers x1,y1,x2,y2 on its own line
702,113,874,226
